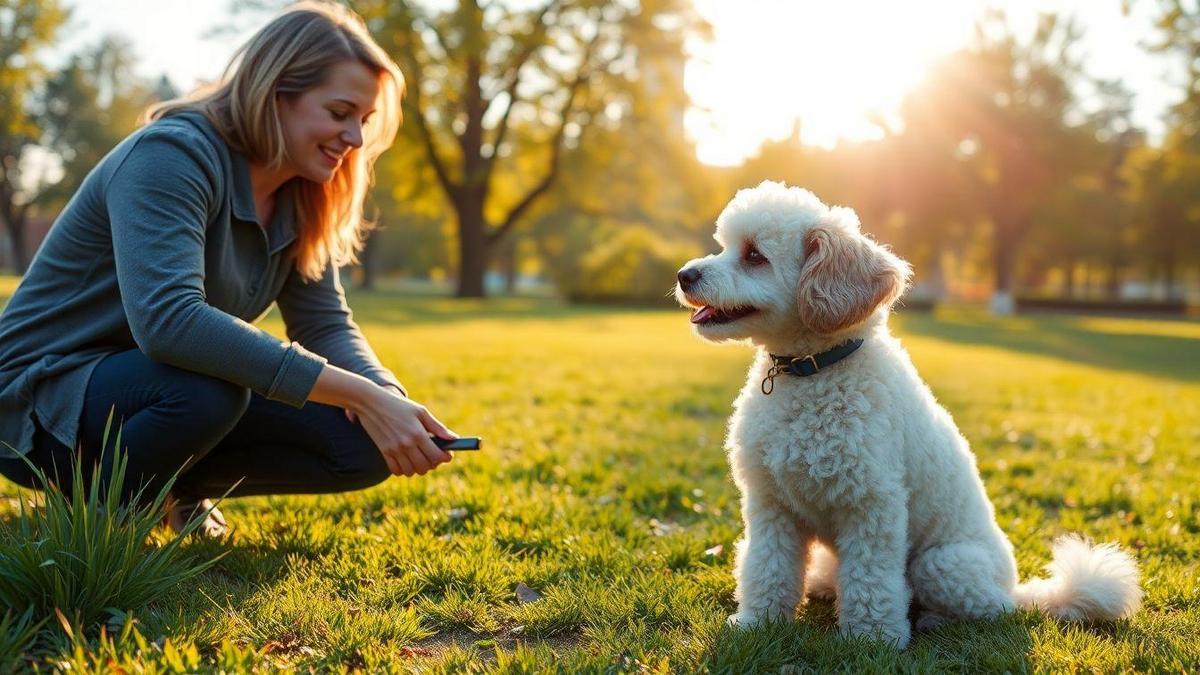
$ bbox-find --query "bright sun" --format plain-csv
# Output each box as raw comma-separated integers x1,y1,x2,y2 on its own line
685,0,983,165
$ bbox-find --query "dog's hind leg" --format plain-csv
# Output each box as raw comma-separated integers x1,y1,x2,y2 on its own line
804,541,838,600
908,541,1016,628
728,490,809,627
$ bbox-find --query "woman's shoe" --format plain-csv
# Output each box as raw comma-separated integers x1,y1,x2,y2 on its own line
165,494,230,539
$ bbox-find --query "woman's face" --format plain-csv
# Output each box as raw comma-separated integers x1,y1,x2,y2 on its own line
277,59,381,183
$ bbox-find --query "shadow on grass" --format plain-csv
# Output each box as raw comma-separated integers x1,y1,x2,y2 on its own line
895,308,1200,383
698,603,1036,673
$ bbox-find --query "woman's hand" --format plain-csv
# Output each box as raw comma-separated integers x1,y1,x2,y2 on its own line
309,365,455,477
353,386,454,476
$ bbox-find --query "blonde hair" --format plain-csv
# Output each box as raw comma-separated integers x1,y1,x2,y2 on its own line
144,1,404,281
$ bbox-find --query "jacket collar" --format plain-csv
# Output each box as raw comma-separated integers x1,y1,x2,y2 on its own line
266,184,298,255
228,150,259,224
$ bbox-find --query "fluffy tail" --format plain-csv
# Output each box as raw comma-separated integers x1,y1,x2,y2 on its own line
1013,534,1142,621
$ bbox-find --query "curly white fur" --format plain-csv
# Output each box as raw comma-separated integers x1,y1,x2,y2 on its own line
677,181,1142,648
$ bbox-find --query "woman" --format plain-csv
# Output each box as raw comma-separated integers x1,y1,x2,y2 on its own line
0,2,456,536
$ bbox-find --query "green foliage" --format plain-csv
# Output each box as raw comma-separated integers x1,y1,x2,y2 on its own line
2,11,161,274
0,0,69,137
565,225,701,304
0,412,222,638
0,0,71,273
0,607,41,671
35,35,164,210
357,0,711,296
45,608,270,673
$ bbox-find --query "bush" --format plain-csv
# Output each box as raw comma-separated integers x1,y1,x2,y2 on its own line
0,412,221,635
566,226,701,305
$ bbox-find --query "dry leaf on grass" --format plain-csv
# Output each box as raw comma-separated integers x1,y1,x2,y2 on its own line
515,582,542,603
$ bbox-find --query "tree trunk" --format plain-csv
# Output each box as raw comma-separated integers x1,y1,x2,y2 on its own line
500,236,518,295
1064,257,1076,298
924,247,946,299
5,209,30,275
990,216,1019,314
357,228,379,291
1106,258,1121,300
1162,252,1178,301
455,193,488,298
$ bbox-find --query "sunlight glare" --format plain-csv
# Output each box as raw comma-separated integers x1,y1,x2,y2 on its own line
686,1,979,165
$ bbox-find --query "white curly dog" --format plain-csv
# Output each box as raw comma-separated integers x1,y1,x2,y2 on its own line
675,181,1142,648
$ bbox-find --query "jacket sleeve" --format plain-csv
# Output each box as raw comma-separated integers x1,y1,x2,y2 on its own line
275,261,407,397
105,128,327,407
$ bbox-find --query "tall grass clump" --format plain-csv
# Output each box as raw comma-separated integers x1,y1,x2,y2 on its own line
0,608,41,670
0,412,221,633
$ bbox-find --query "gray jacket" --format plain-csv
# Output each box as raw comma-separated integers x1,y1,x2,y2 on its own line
0,111,403,457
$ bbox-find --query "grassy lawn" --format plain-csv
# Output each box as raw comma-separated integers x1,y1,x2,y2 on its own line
1,275,1198,672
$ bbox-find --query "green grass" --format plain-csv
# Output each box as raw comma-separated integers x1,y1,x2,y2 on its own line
1,275,1198,671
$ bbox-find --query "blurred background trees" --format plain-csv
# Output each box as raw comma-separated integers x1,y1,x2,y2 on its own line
1,0,69,274
356,0,712,297
1,0,1199,308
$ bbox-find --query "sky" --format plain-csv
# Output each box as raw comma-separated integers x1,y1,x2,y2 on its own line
52,0,1183,167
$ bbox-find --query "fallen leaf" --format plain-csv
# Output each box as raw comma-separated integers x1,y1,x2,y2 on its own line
515,582,542,604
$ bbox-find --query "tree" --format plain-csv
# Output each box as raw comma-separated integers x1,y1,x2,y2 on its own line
36,36,162,210
0,0,69,273
1126,139,1200,300
1138,0,1200,296
525,45,722,301
899,11,1097,312
357,0,704,297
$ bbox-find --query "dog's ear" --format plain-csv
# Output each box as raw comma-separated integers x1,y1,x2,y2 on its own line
796,215,911,335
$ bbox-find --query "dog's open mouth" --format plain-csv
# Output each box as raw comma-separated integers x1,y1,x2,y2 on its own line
690,305,757,325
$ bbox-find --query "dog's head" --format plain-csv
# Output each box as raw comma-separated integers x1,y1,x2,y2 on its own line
675,181,911,346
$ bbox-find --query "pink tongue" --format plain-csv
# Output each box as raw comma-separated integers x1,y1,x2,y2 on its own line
691,306,717,324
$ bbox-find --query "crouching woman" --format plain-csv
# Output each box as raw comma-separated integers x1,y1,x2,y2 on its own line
0,2,456,536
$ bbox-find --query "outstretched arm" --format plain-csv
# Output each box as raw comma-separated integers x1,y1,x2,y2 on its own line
275,261,406,396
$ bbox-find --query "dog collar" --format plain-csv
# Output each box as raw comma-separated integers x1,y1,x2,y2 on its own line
761,339,865,394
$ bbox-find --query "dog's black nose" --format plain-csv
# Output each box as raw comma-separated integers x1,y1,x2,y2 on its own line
677,267,701,291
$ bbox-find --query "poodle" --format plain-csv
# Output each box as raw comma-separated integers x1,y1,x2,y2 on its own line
675,181,1141,648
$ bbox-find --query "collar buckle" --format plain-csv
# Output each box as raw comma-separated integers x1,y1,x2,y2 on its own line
791,354,819,374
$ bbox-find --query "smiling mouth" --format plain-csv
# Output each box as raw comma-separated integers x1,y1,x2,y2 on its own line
319,146,344,166
690,305,758,325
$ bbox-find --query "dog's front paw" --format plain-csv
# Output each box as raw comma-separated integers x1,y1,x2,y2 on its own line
726,611,766,629
839,618,911,649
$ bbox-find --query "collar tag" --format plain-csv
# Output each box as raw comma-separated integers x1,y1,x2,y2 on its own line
761,366,784,395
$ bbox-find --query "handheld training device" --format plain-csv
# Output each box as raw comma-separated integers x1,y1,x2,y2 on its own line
433,436,483,451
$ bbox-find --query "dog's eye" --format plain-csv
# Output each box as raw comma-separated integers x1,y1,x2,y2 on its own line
743,245,768,267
